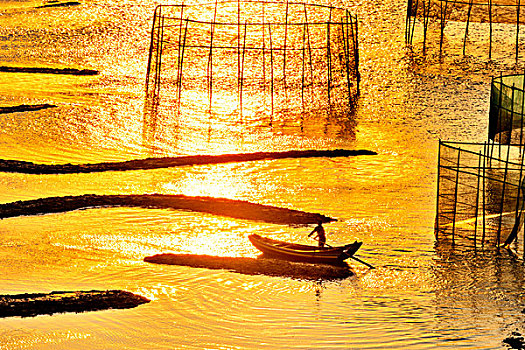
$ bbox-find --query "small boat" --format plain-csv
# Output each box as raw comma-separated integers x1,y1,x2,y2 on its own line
248,234,362,265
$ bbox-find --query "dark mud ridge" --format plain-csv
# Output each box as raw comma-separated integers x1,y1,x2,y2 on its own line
145,254,352,280
36,1,81,8
0,290,150,318
0,149,376,174
0,194,335,225
0,66,98,76
0,104,56,114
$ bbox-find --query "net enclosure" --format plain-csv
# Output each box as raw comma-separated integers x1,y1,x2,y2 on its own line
436,141,525,253
406,0,525,60
489,74,525,145
145,1,359,120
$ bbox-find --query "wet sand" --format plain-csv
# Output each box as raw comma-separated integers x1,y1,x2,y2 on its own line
0,290,150,318
0,149,376,174
0,194,335,225
144,254,352,280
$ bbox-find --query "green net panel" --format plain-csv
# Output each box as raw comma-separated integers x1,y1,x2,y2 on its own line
489,74,525,145
436,141,525,251
145,1,359,121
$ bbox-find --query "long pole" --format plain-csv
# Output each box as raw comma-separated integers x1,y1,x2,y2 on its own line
314,239,375,269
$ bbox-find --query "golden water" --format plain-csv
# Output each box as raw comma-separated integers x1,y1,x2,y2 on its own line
0,0,524,349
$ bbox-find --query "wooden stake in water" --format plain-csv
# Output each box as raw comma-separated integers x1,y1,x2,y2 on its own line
474,150,482,246
283,0,289,96
177,20,189,108
301,17,306,110
489,0,493,59
517,0,521,62
483,142,487,245
326,10,332,108
520,71,525,148
342,15,352,107
240,21,247,118
268,23,275,123
207,0,218,114
463,0,474,56
435,140,442,238
452,148,461,243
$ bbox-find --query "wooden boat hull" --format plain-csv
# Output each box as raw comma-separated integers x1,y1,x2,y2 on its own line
248,234,362,265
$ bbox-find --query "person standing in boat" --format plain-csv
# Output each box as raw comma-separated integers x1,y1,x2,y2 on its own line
308,221,326,248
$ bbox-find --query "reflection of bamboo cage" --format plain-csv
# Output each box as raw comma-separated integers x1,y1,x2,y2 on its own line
406,0,525,60
436,141,525,251
489,74,525,145
145,1,359,119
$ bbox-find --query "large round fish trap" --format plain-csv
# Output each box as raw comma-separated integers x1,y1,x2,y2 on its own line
145,1,359,120
406,0,525,61
489,74,525,145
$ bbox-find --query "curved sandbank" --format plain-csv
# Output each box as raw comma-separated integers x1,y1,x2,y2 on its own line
0,104,56,114
144,253,352,280
36,1,81,8
0,194,335,225
0,290,150,318
0,149,376,174
0,66,98,76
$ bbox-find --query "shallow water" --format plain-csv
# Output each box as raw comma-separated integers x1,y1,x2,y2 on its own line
1,0,524,349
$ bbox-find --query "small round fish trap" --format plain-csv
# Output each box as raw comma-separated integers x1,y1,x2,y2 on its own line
145,1,359,121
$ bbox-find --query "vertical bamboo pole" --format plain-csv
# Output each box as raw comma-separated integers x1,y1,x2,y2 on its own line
240,21,247,118
463,0,473,56
155,12,166,102
301,16,307,110
237,0,241,113
489,0,493,60
508,84,517,145
349,12,360,95
517,0,521,62
145,6,160,98
452,147,461,244
498,142,512,248
177,20,189,108
406,0,414,43
262,3,266,113
207,0,218,114
304,5,314,101
423,0,430,53
326,9,332,109
521,71,525,148
268,23,275,123
342,14,352,107
176,5,185,110
483,142,487,246
409,0,419,45
283,0,289,95
474,150,482,247
435,140,442,238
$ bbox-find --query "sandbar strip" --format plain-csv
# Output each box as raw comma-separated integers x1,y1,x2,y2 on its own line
0,104,56,114
0,149,376,174
0,290,150,318
0,66,98,76
0,194,335,225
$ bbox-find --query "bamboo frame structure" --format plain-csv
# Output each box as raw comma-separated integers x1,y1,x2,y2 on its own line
406,0,525,61
489,73,525,145
435,140,525,253
144,1,359,121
